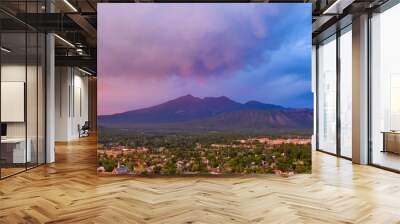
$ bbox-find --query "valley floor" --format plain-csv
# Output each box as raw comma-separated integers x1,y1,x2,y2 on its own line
0,135,400,223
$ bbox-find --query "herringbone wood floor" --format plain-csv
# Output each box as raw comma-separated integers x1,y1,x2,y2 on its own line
1,135,400,224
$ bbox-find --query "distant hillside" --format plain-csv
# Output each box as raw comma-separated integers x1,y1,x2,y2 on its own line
98,95,313,131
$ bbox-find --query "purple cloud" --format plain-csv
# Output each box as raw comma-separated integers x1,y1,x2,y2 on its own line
98,4,311,115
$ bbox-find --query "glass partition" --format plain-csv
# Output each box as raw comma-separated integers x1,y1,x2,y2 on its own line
0,2,46,179
1,31,28,177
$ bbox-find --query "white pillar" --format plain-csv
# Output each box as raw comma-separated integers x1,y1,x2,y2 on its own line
352,14,369,164
46,32,55,163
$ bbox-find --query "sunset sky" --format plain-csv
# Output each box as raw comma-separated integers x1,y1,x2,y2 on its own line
98,3,311,115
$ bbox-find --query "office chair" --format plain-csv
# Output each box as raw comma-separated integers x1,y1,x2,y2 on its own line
79,121,90,138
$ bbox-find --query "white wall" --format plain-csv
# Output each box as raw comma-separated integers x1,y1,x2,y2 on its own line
72,73,89,138
55,67,89,141
55,67,70,141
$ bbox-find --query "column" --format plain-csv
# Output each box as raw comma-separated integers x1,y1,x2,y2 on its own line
352,14,369,164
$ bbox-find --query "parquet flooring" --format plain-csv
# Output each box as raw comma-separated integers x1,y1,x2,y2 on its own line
0,167,26,178
1,135,400,224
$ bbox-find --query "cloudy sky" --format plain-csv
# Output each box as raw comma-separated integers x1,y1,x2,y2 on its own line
98,3,311,115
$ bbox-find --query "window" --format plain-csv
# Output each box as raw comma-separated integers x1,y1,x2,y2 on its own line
317,35,337,154
370,3,400,171
339,27,352,158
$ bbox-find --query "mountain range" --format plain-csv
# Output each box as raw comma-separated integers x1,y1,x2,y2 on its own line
98,95,313,131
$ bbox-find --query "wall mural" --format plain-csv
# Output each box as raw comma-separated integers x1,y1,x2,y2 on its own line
97,3,312,176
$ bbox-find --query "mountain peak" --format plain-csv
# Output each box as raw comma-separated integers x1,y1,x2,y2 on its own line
244,100,283,110
180,94,196,99
203,95,231,101
216,96,230,100
172,94,201,102
245,100,262,105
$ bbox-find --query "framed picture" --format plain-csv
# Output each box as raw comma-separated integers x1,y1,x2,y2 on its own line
97,3,312,176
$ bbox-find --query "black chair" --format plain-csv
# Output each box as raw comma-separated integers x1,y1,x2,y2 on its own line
79,121,90,138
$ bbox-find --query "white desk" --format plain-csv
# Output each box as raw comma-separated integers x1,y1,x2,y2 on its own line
1,138,31,163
